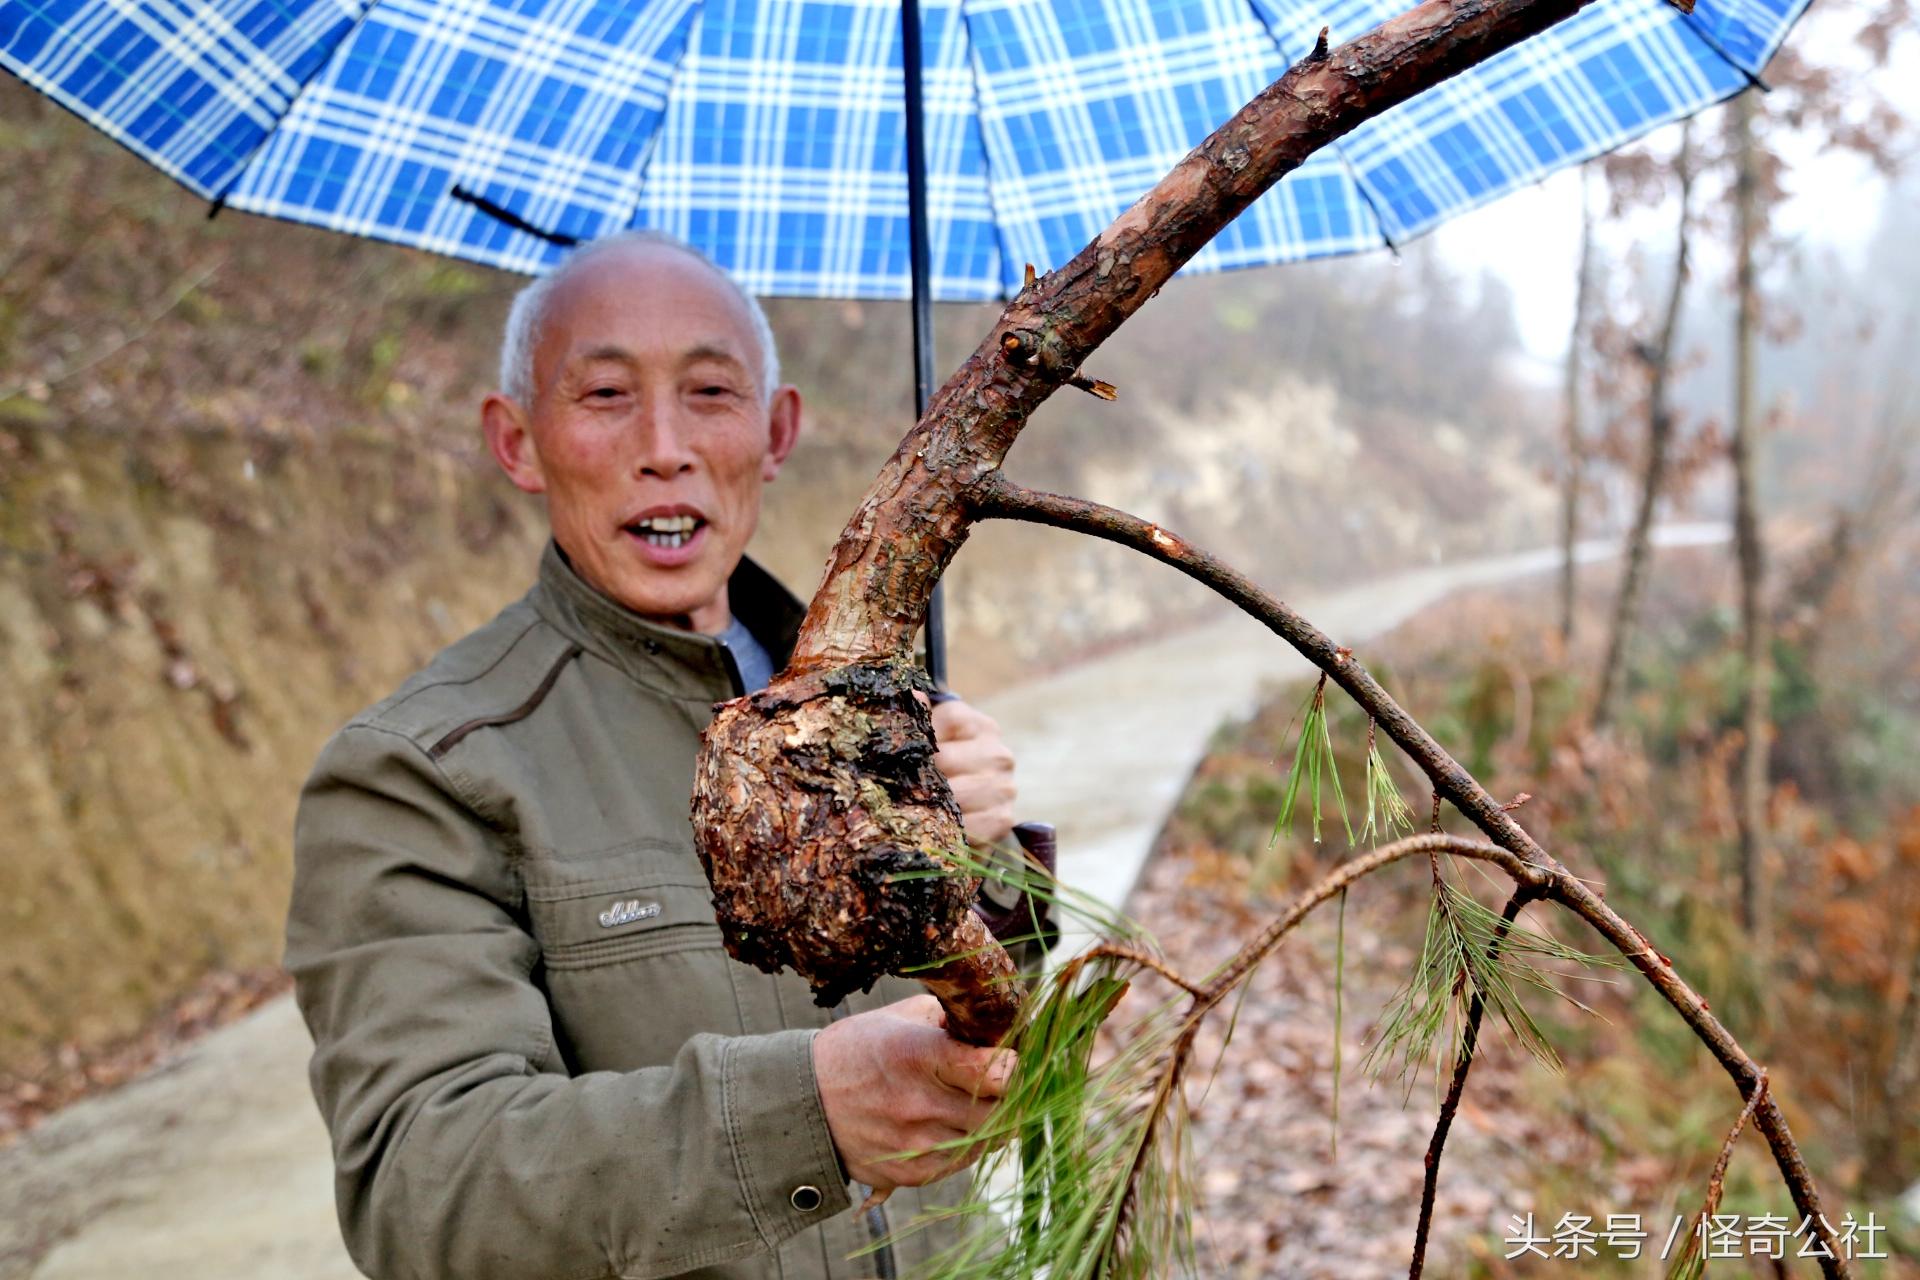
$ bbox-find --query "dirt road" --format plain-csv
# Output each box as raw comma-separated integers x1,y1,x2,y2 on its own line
0,528,1723,1279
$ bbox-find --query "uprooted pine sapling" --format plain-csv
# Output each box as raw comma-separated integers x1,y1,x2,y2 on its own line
692,0,1632,1049
687,0,1852,1270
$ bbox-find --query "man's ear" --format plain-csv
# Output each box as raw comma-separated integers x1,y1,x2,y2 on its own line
482,393,546,495
761,385,802,483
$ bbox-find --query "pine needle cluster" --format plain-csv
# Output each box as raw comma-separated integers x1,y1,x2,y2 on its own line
1360,722,1417,846
1363,862,1621,1091
1270,675,1353,849
913,958,1199,1280
902,840,1145,952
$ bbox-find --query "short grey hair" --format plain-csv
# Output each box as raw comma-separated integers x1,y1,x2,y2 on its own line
497,230,781,406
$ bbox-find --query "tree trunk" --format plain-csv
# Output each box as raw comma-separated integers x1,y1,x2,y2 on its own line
1558,164,1595,645
1593,123,1695,731
1729,89,1771,952
691,0,1603,1045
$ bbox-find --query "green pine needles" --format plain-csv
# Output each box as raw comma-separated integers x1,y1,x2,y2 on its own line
1289,712,1417,1159
1364,856,1622,1091
899,840,1145,952
913,955,1200,1280
1360,719,1417,847
1267,692,1613,1096
1271,674,1353,848
1270,693,1418,856
896,846,1196,1279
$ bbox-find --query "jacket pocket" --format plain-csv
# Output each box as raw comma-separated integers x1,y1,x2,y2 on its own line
520,848,751,1072
524,869,725,969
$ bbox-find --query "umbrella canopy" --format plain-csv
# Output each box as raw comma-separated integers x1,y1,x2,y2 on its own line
3,0,1804,302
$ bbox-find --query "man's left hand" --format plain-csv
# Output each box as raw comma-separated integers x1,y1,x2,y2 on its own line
927,697,1016,846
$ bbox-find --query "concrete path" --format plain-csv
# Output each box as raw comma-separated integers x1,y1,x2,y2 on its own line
0,527,1723,1280
996,523,1726,925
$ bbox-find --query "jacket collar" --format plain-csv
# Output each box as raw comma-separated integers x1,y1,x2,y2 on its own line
532,541,806,700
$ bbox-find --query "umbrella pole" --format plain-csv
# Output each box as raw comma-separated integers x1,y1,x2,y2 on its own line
900,0,948,688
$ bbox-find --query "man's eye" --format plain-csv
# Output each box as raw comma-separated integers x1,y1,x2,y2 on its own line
587,386,626,400
695,385,734,398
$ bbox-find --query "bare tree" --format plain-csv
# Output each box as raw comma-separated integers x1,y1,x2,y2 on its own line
1718,7,1909,956
1593,122,1695,730
1728,88,1769,949
1558,163,1595,645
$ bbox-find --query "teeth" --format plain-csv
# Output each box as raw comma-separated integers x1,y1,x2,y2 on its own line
630,514,699,550
634,514,697,534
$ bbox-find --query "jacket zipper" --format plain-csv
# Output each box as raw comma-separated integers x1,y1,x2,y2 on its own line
828,1003,899,1280
717,643,745,697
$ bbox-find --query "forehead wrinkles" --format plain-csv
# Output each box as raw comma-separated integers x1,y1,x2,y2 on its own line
538,250,763,390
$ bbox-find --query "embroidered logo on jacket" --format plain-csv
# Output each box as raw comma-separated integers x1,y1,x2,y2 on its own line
597,899,663,929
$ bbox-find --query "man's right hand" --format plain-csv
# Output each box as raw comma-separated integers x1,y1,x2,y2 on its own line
811,995,1015,1195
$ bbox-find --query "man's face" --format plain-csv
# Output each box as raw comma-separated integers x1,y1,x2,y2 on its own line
483,245,799,633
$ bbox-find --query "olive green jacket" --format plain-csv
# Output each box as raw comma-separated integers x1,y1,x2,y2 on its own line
287,544,964,1280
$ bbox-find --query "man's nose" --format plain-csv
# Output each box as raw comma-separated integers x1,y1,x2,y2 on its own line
632,395,698,478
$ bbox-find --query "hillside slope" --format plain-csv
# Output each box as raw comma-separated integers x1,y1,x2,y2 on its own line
0,75,1556,1076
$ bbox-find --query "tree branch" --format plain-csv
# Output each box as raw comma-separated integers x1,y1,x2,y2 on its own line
1593,122,1695,728
972,474,1850,1275
788,0,1600,672
1191,836,1545,1010
0,258,222,406
1410,887,1540,1280
1729,87,1772,955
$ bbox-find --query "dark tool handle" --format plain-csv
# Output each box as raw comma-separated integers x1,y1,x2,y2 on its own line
1011,821,1057,879
971,820,1061,953
929,691,1061,952
1007,823,1062,953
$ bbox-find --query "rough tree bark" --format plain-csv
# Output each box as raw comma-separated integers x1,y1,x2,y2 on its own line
690,2,1846,1271
1593,121,1695,730
1557,163,1595,645
1729,88,1771,952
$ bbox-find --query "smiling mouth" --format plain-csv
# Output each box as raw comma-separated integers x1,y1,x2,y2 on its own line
625,513,706,550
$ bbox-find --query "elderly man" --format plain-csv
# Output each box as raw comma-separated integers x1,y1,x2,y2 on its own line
287,231,1025,1280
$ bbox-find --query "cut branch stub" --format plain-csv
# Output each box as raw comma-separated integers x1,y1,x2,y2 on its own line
692,658,1021,1044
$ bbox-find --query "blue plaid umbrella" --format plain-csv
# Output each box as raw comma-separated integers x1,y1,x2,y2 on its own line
0,0,1806,676
3,0,1805,299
